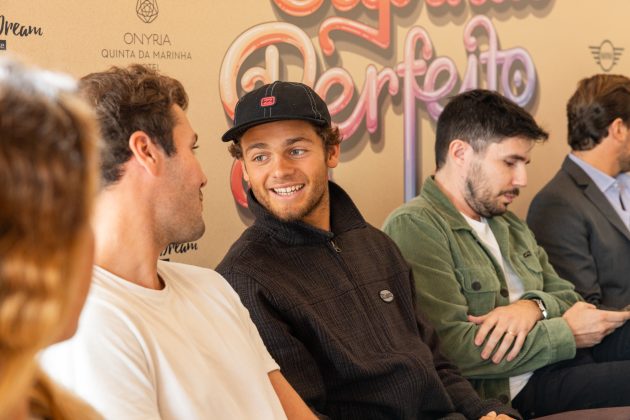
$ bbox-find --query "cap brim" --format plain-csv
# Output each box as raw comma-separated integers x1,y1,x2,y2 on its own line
221,116,330,142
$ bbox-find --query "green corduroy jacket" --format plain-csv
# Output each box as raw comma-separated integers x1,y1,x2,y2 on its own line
383,176,582,403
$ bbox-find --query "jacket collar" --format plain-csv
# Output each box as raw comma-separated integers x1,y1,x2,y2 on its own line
248,181,367,245
420,176,512,272
421,176,473,231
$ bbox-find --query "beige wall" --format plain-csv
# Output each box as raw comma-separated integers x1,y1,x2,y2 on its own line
2,0,628,268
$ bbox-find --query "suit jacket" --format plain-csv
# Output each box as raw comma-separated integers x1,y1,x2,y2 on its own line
527,156,630,308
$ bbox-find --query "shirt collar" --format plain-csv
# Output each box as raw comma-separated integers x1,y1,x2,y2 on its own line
568,153,617,192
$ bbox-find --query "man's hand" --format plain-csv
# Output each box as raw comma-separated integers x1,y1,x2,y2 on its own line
479,411,516,420
468,300,541,364
562,301,630,348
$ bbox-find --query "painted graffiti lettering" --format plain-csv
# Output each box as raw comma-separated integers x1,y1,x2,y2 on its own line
425,0,544,7
222,3,538,204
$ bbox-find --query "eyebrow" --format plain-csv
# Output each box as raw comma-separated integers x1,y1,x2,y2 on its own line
244,136,312,153
504,154,531,164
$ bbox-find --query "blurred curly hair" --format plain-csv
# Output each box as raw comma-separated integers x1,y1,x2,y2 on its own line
0,59,98,419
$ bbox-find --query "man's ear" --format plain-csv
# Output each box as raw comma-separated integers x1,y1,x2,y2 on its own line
608,117,628,144
326,143,341,169
448,139,473,167
128,131,162,176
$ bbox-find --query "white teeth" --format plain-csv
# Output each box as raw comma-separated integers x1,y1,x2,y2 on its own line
273,184,304,196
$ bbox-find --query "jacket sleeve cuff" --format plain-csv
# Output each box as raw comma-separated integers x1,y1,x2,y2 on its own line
520,291,571,318
541,317,576,363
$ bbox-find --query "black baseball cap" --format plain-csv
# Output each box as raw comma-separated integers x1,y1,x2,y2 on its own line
221,81,331,142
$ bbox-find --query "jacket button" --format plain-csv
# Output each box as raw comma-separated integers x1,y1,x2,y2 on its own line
500,289,509,298
472,281,481,291
379,290,394,303
498,394,510,404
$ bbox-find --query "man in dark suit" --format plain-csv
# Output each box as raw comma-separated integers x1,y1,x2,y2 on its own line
528,74,630,309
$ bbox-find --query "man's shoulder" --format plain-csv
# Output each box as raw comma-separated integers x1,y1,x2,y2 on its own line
533,163,580,203
216,225,274,275
528,165,584,225
383,193,452,237
385,194,434,222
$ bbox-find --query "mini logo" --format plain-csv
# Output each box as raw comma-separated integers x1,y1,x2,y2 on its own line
0,40,5,50
260,96,276,107
136,0,159,24
589,40,624,72
379,289,394,303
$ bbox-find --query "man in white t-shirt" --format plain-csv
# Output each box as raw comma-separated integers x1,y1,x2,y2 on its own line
41,65,313,420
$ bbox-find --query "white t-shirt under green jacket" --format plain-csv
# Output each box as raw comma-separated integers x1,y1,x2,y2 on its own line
41,261,286,420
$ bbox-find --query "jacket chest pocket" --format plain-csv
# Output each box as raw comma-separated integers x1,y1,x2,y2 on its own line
514,251,545,289
456,267,500,316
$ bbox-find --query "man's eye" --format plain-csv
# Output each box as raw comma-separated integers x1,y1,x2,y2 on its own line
505,160,516,167
253,155,267,162
290,149,306,156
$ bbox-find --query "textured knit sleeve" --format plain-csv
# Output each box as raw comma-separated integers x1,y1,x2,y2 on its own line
384,210,576,379
221,270,330,419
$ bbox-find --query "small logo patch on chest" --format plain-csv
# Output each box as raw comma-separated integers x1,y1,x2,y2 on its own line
379,289,394,303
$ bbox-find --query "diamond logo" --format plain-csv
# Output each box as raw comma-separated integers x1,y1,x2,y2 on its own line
136,0,159,24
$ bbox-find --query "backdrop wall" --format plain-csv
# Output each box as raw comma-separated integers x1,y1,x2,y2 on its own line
2,0,627,267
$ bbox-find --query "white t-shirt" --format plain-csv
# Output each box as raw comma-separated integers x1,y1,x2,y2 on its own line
41,261,286,420
461,214,533,399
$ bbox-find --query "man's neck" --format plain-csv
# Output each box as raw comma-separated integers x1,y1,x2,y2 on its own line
573,146,621,177
298,189,332,231
93,189,165,290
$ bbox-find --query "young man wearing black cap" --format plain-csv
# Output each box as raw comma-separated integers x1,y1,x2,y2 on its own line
217,81,519,419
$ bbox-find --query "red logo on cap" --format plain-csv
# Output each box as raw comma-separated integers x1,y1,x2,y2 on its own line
260,96,276,107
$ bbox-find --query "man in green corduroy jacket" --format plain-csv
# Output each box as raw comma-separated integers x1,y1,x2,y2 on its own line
384,89,630,419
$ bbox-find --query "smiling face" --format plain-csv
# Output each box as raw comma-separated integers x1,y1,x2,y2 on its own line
463,136,534,218
156,105,208,244
239,119,340,231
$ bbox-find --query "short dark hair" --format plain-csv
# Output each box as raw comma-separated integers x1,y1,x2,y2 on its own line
435,89,548,169
79,64,188,186
228,122,342,159
566,74,630,151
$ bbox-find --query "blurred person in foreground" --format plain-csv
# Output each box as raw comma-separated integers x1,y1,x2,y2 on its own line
0,58,100,419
